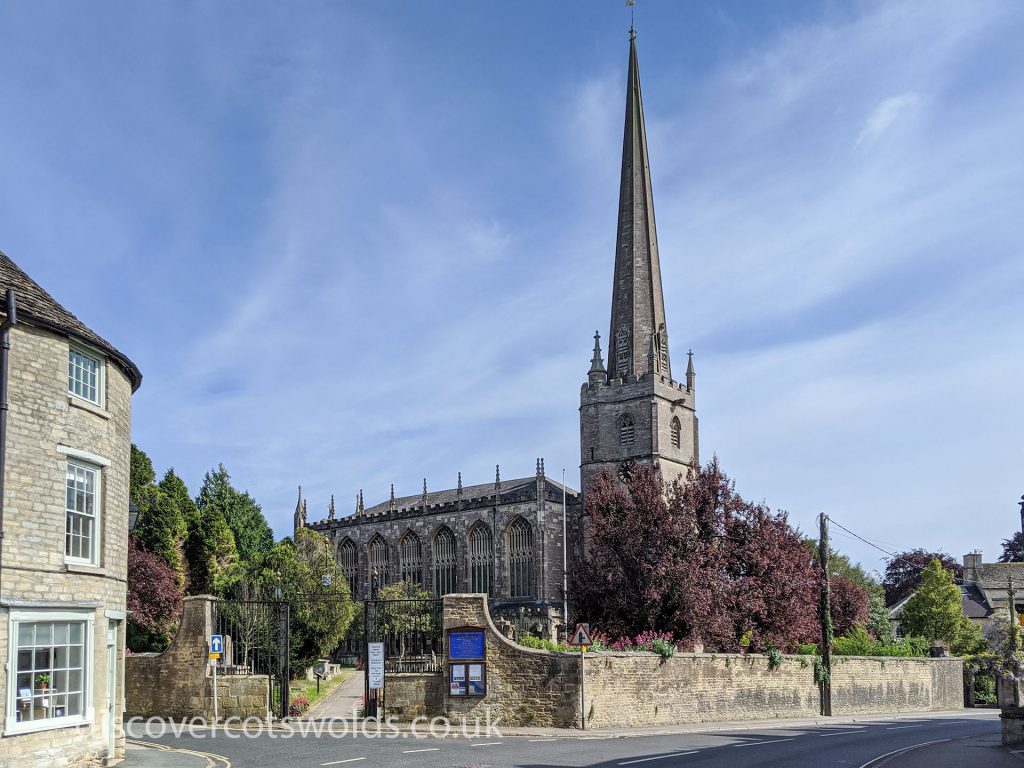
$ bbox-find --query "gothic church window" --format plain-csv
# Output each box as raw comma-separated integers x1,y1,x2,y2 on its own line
399,531,423,587
338,538,358,597
619,414,635,446
506,517,534,598
670,416,681,449
368,536,390,587
432,527,457,597
468,523,493,596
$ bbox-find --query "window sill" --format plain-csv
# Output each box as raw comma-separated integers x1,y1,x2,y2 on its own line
3,713,92,736
67,395,109,420
64,561,106,577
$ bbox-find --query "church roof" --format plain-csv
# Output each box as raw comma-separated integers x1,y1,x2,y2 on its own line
607,27,671,381
362,475,577,517
0,248,142,391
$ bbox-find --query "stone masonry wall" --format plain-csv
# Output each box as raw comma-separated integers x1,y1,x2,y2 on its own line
416,595,964,729
440,594,579,727
386,673,444,720
125,596,267,720
0,322,134,767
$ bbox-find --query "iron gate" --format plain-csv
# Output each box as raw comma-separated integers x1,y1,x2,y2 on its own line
212,600,290,719
364,598,443,716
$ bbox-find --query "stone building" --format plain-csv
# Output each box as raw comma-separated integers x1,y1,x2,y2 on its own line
301,29,696,635
0,251,141,766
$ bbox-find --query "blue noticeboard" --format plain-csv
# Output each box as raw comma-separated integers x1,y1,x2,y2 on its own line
448,628,485,660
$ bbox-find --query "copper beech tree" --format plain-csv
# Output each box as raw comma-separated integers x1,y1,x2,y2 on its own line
569,459,819,652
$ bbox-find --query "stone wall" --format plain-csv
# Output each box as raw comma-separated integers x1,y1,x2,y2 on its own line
412,595,964,729
386,673,444,720
125,596,268,720
584,653,963,728
439,594,579,727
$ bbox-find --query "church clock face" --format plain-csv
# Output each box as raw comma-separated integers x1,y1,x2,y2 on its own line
618,461,635,483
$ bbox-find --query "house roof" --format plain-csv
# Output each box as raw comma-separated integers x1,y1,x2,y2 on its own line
0,249,142,391
961,584,991,619
970,562,1024,590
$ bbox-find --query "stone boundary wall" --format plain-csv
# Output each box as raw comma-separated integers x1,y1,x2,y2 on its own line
439,594,579,727
583,652,963,728
125,596,268,720
420,595,963,728
387,673,445,720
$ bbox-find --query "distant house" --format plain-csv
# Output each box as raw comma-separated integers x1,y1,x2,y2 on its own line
889,551,1024,641
0,250,141,766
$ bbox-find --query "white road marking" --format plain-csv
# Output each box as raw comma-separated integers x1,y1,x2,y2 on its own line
529,738,559,742
402,748,440,753
819,730,861,737
321,759,366,766
856,739,950,768
470,742,503,747
732,738,795,748
885,725,925,730
618,752,700,765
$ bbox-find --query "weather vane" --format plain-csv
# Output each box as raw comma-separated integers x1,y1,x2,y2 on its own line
626,0,637,33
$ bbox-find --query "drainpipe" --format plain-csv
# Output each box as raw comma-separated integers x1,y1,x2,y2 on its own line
0,289,17,601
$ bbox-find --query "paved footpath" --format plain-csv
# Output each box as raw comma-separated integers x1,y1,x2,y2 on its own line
306,670,363,720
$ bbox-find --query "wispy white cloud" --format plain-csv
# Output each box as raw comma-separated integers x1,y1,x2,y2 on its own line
856,93,923,145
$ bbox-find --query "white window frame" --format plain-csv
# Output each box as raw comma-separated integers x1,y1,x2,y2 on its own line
68,344,105,408
64,459,102,566
5,610,95,735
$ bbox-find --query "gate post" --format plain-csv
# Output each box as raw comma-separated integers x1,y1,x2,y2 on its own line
279,601,290,719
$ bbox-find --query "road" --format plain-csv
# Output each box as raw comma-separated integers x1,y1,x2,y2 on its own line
130,711,1015,767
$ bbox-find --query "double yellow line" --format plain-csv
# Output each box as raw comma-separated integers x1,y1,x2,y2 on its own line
128,739,232,768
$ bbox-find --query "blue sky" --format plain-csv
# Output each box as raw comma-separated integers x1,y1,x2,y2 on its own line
1,1,1021,576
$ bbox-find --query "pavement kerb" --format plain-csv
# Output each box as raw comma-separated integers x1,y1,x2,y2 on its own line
146,707,997,740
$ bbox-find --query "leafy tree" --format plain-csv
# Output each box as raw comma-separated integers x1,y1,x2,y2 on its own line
830,576,870,637
133,489,187,580
899,558,965,645
999,532,1024,563
378,581,438,642
867,590,894,643
129,444,156,505
183,505,237,596
883,549,962,606
127,536,183,652
570,459,820,653
197,464,273,564
241,528,354,674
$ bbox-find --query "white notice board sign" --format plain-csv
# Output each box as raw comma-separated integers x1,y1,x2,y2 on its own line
368,642,385,690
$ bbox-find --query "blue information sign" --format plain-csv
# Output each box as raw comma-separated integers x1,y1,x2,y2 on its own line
449,629,485,660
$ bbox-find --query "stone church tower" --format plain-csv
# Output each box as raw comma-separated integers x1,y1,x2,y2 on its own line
580,28,699,499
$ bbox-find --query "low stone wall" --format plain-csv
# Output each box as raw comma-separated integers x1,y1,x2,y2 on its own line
125,595,268,720
417,595,964,729
387,673,444,720
582,652,819,727
830,656,963,715
583,653,963,728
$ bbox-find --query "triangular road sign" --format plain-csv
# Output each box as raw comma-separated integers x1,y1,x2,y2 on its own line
568,622,593,647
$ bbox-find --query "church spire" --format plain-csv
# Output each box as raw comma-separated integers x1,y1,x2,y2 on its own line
607,27,670,382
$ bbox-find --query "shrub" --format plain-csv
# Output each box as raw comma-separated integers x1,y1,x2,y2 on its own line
651,638,676,659
796,643,819,655
767,646,783,670
517,634,570,653
289,692,310,717
831,625,929,657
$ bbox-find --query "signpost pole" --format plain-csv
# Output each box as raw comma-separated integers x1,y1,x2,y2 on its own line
212,657,218,724
580,646,585,731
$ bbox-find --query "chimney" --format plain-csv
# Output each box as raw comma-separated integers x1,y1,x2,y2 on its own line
963,551,982,584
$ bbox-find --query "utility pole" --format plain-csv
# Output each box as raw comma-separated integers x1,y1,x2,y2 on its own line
562,468,568,637
818,513,832,716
